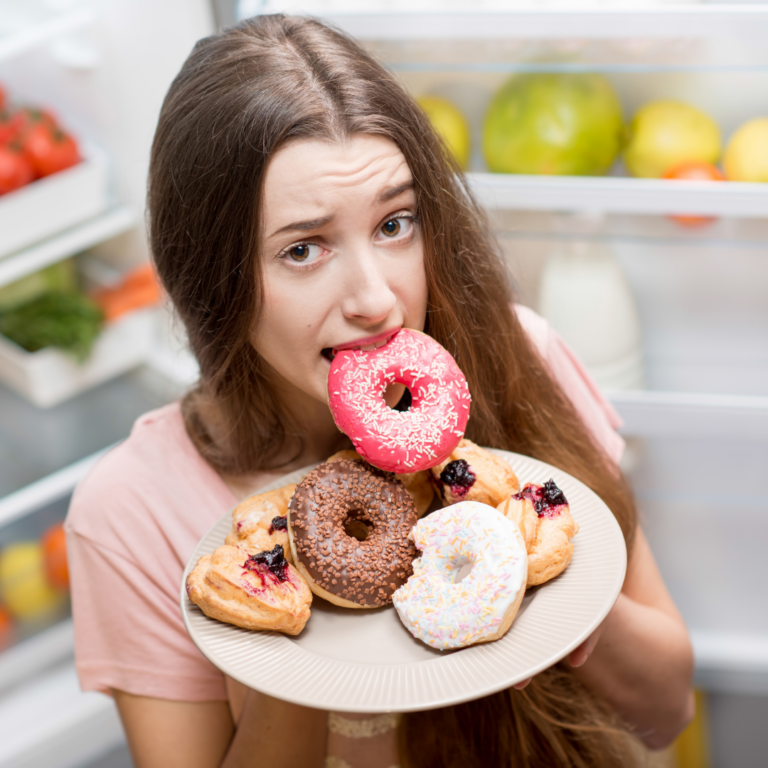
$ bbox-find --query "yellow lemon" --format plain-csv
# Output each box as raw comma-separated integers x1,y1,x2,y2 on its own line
625,101,721,178
0,542,64,620
724,118,768,182
417,95,471,170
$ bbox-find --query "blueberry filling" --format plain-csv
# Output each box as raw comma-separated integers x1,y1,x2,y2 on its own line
513,479,568,517
245,544,289,581
440,459,476,496
268,515,288,535
542,478,568,507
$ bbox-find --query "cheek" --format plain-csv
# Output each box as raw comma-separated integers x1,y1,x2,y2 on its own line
251,276,315,365
396,247,429,329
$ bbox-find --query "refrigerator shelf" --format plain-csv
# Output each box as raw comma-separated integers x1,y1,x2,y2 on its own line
693,630,768,696
0,0,94,65
0,205,135,291
0,659,124,768
313,5,768,42
469,174,768,218
609,390,768,441
0,367,169,501
0,448,102,531
0,618,73,695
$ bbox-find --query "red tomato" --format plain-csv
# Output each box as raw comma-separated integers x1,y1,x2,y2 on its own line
0,605,11,634
0,144,33,194
42,522,69,591
0,111,15,144
662,161,725,226
0,107,56,146
0,84,6,112
22,123,81,178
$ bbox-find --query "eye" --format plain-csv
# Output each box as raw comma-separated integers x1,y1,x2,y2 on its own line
280,242,322,264
377,215,415,241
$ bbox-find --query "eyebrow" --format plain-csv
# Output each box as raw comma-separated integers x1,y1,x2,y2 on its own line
376,180,414,204
270,214,334,238
268,180,415,239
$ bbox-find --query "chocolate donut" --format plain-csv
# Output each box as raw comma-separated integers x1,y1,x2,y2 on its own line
288,459,418,609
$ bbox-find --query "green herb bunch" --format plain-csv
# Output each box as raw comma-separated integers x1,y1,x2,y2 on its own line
0,291,104,363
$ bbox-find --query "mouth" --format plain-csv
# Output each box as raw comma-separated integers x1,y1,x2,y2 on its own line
322,328,400,363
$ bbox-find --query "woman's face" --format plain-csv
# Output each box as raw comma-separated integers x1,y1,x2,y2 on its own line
253,134,428,414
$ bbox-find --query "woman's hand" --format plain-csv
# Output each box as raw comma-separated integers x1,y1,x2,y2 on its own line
567,622,605,668
512,622,605,691
513,527,694,748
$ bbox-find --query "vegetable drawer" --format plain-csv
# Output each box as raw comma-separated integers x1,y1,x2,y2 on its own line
0,307,157,408
0,143,110,261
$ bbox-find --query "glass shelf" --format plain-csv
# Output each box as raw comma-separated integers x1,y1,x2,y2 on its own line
0,206,135,290
391,62,768,74
0,366,172,500
470,174,768,218
259,4,768,44
490,209,768,243
369,35,768,71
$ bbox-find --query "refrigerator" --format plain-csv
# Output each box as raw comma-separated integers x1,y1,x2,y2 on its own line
0,1,766,765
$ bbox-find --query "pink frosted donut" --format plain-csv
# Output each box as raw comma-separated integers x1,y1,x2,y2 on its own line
327,329,471,473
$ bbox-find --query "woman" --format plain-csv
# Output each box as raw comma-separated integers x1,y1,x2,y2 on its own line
66,14,694,768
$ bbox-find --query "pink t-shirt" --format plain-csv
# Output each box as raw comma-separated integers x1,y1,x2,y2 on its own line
66,307,624,704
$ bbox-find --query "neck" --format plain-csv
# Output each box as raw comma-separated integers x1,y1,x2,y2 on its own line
284,394,351,469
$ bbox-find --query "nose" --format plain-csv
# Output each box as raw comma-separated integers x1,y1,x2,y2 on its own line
340,247,397,324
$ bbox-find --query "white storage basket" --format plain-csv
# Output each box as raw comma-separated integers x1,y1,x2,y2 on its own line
0,143,110,261
0,307,157,408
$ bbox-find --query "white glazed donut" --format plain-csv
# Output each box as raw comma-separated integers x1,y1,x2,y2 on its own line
392,501,527,650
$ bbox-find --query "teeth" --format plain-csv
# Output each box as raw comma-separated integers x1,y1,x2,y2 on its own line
330,336,392,357
357,339,388,352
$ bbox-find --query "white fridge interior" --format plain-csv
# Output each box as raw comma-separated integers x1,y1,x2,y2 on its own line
0,2,767,766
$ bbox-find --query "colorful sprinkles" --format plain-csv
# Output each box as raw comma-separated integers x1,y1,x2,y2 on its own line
392,501,527,650
328,329,471,473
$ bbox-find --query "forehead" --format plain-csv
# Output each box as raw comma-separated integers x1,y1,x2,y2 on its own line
261,135,413,230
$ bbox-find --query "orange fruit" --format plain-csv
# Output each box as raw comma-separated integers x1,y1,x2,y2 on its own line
0,605,11,635
662,161,724,227
0,605,12,650
42,522,69,590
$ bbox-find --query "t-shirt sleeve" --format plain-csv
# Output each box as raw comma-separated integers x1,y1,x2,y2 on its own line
515,304,625,467
66,471,228,702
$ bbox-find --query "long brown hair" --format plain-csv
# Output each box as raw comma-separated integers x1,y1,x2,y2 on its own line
148,14,638,766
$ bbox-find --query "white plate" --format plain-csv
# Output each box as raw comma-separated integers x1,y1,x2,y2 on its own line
181,449,627,713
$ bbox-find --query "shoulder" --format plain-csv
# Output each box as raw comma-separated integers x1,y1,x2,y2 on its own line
66,402,233,563
514,304,625,466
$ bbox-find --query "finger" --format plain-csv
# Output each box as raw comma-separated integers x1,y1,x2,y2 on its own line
569,624,605,668
513,677,532,690
569,642,591,668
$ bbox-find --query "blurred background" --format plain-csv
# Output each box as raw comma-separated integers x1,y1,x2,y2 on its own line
0,1,766,766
